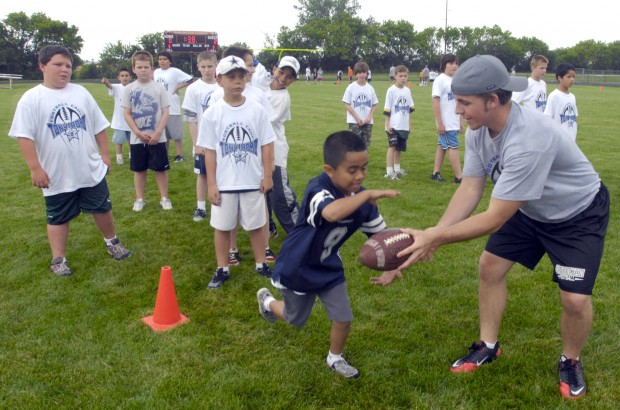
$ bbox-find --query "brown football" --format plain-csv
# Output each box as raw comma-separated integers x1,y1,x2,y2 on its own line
358,228,414,271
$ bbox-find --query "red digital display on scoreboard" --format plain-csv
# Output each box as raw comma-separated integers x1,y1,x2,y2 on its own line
164,31,218,52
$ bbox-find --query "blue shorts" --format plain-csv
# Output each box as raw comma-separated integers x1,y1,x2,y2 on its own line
112,129,131,145
437,130,459,149
486,183,609,295
45,178,112,225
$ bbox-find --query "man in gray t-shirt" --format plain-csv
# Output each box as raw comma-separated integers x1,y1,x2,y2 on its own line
398,55,608,400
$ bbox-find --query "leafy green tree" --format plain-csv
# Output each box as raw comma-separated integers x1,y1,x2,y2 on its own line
98,41,140,79
376,20,418,68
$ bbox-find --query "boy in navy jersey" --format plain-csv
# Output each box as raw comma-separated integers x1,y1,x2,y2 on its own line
256,131,401,378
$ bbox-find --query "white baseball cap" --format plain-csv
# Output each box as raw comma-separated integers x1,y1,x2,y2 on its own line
216,55,249,76
277,56,300,78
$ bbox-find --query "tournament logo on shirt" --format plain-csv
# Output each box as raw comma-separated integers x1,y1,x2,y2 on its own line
130,90,159,131
447,91,455,101
220,122,259,164
156,77,169,91
535,91,547,111
353,93,372,112
394,96,410,115
47,103,86,141
559,104,577,128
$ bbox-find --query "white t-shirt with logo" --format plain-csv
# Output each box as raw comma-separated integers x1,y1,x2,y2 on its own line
384,85,414,131
182,80,219,124
268,88,292,168
108,83,131,131
9,84,110,196
512,77,547,112
154,67,192,115
197,98,275,191
544,89,578,141
432,73,460,131
342,81,378,124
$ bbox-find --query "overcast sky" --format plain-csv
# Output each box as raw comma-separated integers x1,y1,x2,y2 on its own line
1,0,616,62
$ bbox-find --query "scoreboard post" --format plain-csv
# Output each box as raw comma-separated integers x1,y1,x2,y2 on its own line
163,31,218,53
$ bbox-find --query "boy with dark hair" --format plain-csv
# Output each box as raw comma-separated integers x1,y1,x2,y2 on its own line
384,64,415,180
431,53,463,183
399,55,608,400
154,51,193,162
544,63,578,141
122,50,172,212
342,61,379,147
256,131,401,379
101,68,132,164
9,45,130,276
197,56,275,289
511,54,548,112
182,51,219,221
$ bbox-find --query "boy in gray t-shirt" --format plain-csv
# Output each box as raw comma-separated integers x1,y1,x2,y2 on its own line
398,55,608,400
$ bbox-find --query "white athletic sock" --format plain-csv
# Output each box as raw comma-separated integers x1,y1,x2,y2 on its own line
256,262,265,269
197,201,206,211
116,154,123,161
386,167,393,174
483,340,497,349
263,296,275,311
217,266,229,273
327,351,344,366
104,236,117,246
394,163,401,172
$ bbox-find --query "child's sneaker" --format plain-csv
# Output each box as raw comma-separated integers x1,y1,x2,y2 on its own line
395,169,407,177
269,220,278,239
256,263,273,278
160,198,173,210
193,208,206,222
431,172,446,182
559,356,586,399
173,155,184,162
328,358,360,379
228,249,241,266
207,268,230,289
384,171,399,180
106,238,131,261
453,177,462,184
450,340,501,373
132,199,146,212
256,288,277,323
265,248,276,263
50,257,72,276
116,156,124,165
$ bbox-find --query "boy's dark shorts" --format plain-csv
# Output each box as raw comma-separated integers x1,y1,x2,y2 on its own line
386,129,408,152
194,153,206,175
486,183,609,295
348,123,373,147
130,143,170,172
45,178,112,225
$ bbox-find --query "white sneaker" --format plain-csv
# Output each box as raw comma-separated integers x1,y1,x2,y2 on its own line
395,169,406,177
384,171,399,180
116,156,124,165
132,199,146,212
160,198,173,210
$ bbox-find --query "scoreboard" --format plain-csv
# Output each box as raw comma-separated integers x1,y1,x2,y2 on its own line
164,31,218,52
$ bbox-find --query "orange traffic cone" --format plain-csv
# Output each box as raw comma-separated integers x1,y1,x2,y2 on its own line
407,81,412,89
142,266,189,331
600,84,603,92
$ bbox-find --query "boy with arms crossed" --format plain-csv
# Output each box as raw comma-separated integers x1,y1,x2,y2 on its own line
257,131,401,378
182,51,219,222
431,54,463,183
122,51,172,212
101,68,132,165
198,56,275,289
9,45,130,276
511,54,548,112
342,61,378,147
154,51,193,162
384,65,415,180
544,63,578,141
399,55,608,400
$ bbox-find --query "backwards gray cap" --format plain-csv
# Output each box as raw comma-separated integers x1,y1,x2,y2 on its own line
451,55,527,95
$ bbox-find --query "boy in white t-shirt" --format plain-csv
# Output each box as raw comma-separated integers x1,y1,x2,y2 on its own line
342,61,378,147
182,51,219,222
511,54,548,112
431,54,463,183
545,63,578,141
384,65,415,180
9,45,130,276
197,56,275,289
101,68,132,164
154,51,193,162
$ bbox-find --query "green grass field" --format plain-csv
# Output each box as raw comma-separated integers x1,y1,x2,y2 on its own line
1,78,618,409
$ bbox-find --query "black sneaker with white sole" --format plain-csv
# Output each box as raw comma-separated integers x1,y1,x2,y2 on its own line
207,268,230,289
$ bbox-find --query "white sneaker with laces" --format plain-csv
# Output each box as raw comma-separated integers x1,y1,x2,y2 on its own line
160,198,173,210
132,199,146,212
328,358,360,379
384,171,399,180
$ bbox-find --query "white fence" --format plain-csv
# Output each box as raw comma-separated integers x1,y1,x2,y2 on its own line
0,74,23,89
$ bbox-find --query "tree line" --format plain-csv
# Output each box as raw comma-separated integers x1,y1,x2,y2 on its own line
2,4,618,80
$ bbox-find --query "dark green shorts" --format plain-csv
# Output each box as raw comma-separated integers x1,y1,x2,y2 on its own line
45,178,112,225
